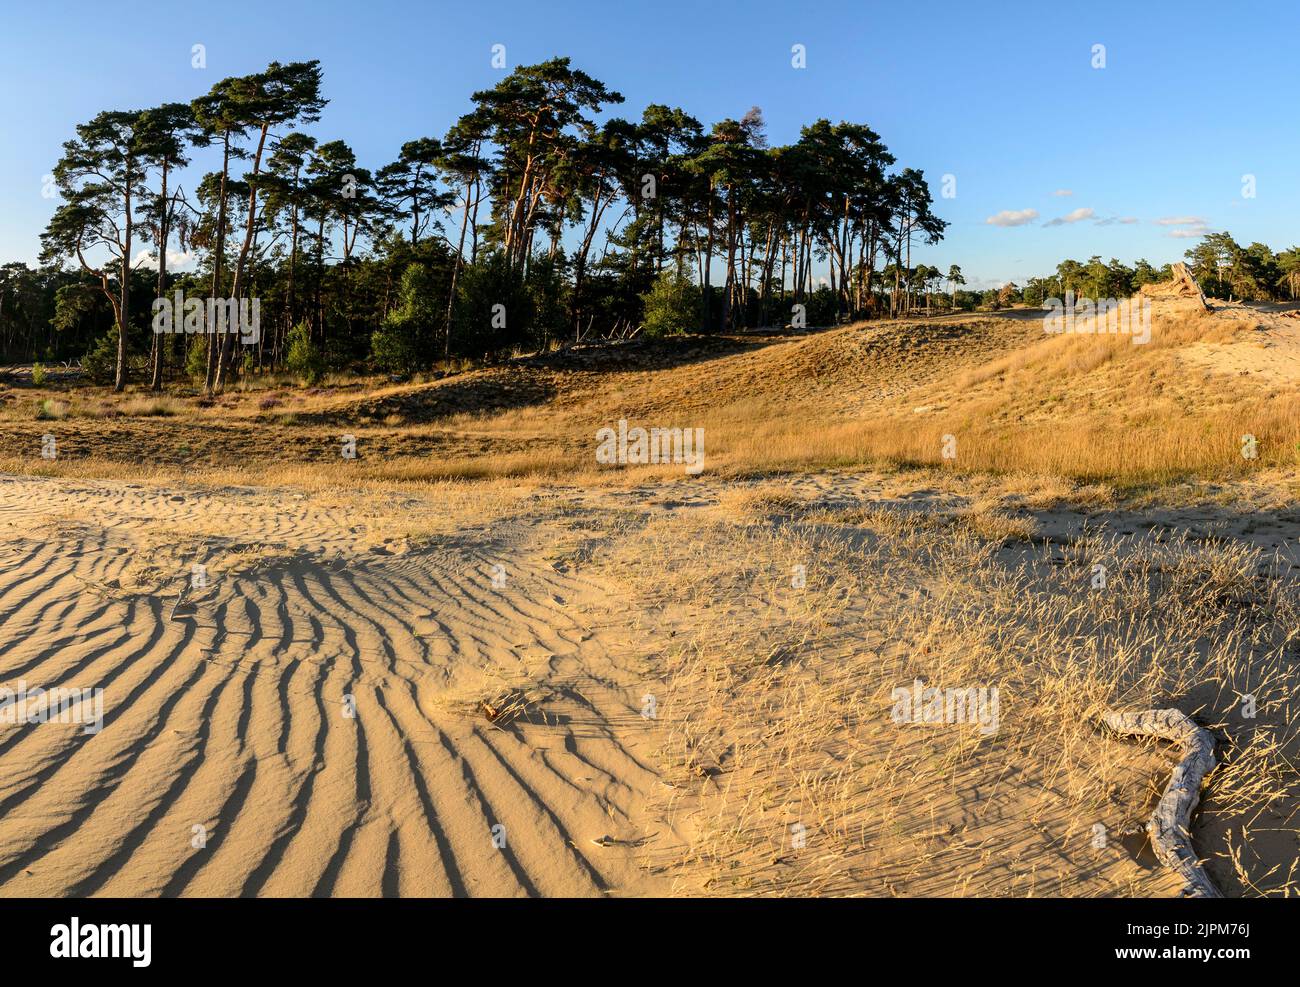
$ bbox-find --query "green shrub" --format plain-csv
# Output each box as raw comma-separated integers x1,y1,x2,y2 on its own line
525,252,570,348
371,319,426,375
83,327,121,385
185,337,209,383
31,363,47,387
372,264,437,374
450,252,535,359
286,322,325,385
35,398,67,420
640,266,701,337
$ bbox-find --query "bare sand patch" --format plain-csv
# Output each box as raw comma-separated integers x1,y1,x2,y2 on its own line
2,469,1296,897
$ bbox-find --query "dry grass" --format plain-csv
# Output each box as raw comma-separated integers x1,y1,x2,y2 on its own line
606,497,1300,897
709,392,1300,486
3,299,1298,493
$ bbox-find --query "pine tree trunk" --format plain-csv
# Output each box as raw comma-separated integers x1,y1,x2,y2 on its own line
205,135,230,396
150,160,169,392
115,168,132,393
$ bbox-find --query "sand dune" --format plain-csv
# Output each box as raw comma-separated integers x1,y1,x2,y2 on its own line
3,466,1298,897
3,301,1299,898
0,476,671,897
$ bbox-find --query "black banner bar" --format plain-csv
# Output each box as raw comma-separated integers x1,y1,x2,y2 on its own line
0,897,1275,974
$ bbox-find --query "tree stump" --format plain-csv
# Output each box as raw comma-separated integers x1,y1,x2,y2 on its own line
1139,262,1210,310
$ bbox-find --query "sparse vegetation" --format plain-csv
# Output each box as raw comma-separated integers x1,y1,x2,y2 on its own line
1,16,1296,911
608,498,1300,897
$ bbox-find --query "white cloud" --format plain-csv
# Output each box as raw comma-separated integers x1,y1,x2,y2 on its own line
1052,189,1073,197
986,208,1039,227
1043,207,1095,227
1150,216,1212,238
133,249,197,271
1154,214,1211,239
964,275,1013,291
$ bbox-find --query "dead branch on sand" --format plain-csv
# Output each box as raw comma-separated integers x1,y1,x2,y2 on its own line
1102,708,1221,898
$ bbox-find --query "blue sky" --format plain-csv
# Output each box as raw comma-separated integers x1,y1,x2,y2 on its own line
2,0,1296,289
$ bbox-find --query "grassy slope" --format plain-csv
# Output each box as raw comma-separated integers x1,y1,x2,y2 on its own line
2,300,1297,492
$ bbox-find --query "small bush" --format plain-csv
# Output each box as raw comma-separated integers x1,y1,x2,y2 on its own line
35,398,68,420
373,263,440,374
31,363,47,387
640,266,701,337
371,318,428,375
450,252,535,359
286,322,325,385
83,327,121,385
186,337,209,383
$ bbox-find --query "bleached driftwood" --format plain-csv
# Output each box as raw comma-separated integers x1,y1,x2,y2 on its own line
1101,708,1221,898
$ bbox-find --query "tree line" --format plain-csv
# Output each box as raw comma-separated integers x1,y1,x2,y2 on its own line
6,56,954,391
12,55,1293,391
1011,235,1300,307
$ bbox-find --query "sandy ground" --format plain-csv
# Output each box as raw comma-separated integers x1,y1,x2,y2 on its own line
3,297,1299,897
2,467,1297,897
0,474,678,896
1179,311,1300,385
